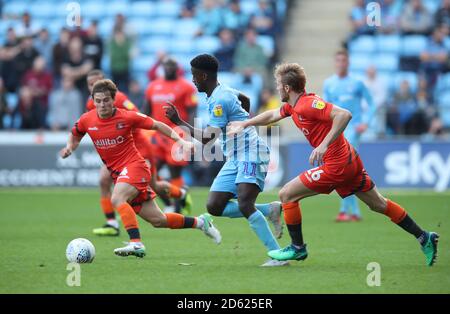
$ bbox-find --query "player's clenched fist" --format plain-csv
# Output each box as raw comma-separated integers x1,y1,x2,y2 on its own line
59,147,72,159
164,101,181,125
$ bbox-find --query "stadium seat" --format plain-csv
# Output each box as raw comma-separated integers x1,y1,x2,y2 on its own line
349,53,372,72
6,93,19,110
130,18,154,36
218,72,240,86
435,73,450,94
376,35,401,54
154,1,182,18
2,1,29,16
46,20,66,38
98,19,115,38
401,35,427,56
444,36,450,51
257,35,275,58
438,91,450,109
173,19,201,38
240,0,259,15
128,1,156,18
147,19,174,36
423,0,441,14
349,36,377,54
373,53,399,72
195,36,221,54
139,36,170,54
169,39,195,54
76,2,105,20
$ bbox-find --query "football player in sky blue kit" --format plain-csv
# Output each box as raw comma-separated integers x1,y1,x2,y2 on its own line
164,54,286,266
323,50,376,222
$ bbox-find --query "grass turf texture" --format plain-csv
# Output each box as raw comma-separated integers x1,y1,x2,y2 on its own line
0,188,449,293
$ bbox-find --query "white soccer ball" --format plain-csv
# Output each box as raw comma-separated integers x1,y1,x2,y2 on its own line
66,238,95,263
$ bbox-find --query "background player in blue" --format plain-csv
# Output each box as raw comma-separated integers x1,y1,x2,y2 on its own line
323,49,376,222
164,54,286,266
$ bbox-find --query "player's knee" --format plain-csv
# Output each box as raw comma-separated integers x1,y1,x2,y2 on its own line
99,175,111,189
149,216,165,228
238,201,254,218
206,199,225,216
279,187,292,203
110,195,126,208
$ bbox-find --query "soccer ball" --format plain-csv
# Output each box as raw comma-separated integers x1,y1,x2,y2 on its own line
66,238,95,263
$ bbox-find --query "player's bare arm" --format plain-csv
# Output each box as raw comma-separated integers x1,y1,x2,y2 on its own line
152,119,195,152
164,101,220,145
227,108,284,135
309,105,352,166
60,133,82,159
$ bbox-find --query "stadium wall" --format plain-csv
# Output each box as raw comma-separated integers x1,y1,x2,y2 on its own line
0,133,449,191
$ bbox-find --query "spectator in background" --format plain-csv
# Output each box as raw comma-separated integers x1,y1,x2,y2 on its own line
349,0,375,38
47,76,82,131
128,79,144,112
14,35,39,84
34,28,53,71
420,27,448,91
223,0,250,37
435,0,450,34
18,86,43,129
109,26,132,93
21,56,53,123
147,51,184,82
249,0,277,38
364,66,388,136
387,80,426,135
378,0,402,34
70,16,88,39
400,0,433,35
214,28,237,72
114,13,137,42
258,88,281,134
233,28,268,84
52,28,71,86
0,27,21,92
61,36,93,97
0,78,7,129
15,12,39,38
83,20,103,70
195,0,223,36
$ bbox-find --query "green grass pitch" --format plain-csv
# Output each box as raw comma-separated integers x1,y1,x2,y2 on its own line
0,187,449,293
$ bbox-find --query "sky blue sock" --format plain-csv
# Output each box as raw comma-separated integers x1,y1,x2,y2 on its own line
221,201,242,218
340,198,349,213
248,210,279,251
349,195,361,216
255,203,270,216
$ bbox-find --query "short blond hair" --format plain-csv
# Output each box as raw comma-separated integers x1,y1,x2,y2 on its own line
274,63,306,93
92,79,117,99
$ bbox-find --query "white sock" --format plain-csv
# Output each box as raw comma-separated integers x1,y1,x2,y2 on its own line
196,217,204,229
164,205,175,213
107,219,119,229
180,188,186,199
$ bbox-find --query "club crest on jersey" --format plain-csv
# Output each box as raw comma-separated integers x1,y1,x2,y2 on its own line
213,105,223,117
312,100,325,110
116,122,126,130
123,100,135,110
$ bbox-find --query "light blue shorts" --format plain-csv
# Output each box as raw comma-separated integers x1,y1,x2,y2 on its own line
210,160,269,196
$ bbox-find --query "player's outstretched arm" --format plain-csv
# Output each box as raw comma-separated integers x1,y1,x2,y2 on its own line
163,101,219,145
227,108,283,135
152,120,195,153
60,134,82,159
309,105,352,166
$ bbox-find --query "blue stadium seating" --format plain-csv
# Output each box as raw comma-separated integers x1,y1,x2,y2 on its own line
401,36,427,57
374,53,399,72
349,53,373,72
169,38,195,54
376,35,401,54
146,19,174,36
349,35,377,54
140,36,170,54
392,72,419,93
173,19,201,38
128,1,156,18
194,36,221,54
154,1,181,18
257,35,275,58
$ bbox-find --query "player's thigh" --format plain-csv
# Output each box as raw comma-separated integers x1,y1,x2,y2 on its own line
111,182,139,206
279,176,318,203
236,183,260,205
99,165,113,185
355,186,387,213
138,198,167,227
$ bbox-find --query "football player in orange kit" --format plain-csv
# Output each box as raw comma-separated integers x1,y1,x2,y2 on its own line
145,57,197,214
61,79,221,257
85,70,191,236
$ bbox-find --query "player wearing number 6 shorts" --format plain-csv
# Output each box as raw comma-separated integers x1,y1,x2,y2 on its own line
228,63,439,267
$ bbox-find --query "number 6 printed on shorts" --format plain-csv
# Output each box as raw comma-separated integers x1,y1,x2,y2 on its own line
307,167,324,182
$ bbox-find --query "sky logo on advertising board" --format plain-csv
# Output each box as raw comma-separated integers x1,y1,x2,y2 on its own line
384,142,450,191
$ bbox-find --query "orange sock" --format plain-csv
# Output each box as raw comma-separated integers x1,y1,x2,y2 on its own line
165,213,185,229
100,197,115,219
116,203,141,241
282,202,302,225
384,199,407,223
170,176,184,188
168,184,182,199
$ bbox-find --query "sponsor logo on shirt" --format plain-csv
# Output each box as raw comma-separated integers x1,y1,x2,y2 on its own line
88,127,98,131
116,122,126,130
213,105,223,117
94,136,125,147
311,100,325,110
